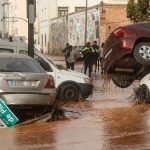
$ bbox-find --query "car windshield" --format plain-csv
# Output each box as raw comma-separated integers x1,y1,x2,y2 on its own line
0,58,45,73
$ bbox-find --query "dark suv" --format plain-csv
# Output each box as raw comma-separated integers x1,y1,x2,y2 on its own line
102,23,150,88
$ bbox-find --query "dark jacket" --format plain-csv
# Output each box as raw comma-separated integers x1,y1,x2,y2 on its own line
82,46,94,62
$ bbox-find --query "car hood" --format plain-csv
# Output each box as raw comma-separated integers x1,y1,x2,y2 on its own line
60,69,89,78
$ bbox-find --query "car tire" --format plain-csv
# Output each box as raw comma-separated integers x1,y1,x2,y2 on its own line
133,42,150,66
59,84,79,101
111,73,134,88
136,84,150,103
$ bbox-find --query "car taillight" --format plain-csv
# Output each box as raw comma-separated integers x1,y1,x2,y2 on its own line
45,75,55,88
113,27,125,38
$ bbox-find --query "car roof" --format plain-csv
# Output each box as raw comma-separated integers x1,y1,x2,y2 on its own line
124,22,150,28
0,53,33,59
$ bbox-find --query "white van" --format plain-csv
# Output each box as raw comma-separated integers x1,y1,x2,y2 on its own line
0,39,93,101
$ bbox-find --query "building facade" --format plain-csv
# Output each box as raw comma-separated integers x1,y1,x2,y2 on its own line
8,0,28,42
57,0,128,16
39,0,57,53
100,4,130,43
39,0,128,54
49,5,100,55
0,0,39,43
49,3,130,55
0,0,10,38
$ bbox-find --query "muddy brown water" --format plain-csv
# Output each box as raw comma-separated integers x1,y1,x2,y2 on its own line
1,78,150,150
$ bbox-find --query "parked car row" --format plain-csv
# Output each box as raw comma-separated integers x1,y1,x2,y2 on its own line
0,39,93,109
0,53,56,107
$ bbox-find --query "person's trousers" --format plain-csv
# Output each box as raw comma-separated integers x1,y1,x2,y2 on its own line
67,62,75,70
84,60,92,77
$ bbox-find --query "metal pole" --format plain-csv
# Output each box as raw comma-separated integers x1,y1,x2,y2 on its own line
84,0,88,45
27,0,35,58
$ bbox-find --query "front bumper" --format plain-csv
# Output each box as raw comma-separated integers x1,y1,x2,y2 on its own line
78,83,93,98
0,91,56,106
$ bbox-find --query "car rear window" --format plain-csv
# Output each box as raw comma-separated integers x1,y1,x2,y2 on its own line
142,23,150,30
0,58,45,73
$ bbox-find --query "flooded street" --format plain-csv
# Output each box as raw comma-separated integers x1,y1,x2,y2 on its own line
1,75,150,150
0,59,150,150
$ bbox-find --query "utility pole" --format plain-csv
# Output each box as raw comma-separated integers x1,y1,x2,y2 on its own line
27,0,36,58
84,0,88,45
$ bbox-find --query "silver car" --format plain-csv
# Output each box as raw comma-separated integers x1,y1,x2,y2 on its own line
0,53,56,106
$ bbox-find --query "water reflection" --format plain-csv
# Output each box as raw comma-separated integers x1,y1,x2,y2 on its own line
102,104,150,149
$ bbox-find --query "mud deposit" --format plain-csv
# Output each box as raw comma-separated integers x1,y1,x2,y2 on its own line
1,80,150,150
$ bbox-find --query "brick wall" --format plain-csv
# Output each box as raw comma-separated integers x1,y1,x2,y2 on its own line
100,4,130,45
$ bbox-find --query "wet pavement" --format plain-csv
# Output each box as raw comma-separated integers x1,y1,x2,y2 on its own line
0,56,150,150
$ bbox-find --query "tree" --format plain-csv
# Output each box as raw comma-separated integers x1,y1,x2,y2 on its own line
126,0,137,22
136,0,149,22
127,0,149,22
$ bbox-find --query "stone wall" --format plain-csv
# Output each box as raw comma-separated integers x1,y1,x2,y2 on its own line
100,4,130,44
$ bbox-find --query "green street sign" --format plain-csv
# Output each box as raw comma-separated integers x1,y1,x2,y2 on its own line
0,99,19,127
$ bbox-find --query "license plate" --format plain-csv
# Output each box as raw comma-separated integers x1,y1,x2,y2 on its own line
7,80,39,87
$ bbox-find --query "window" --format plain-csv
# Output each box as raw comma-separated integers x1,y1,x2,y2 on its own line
19,50,28,55
58,7,68,17
41,34,43,46
0,48,14,53
142,23,150,30
45,34,46,46
0,58,45,73
34,54,52,72
75,7,86,12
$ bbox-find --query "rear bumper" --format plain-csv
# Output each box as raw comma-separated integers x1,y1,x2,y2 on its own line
0,92,56,106
78,83,93,98
103,38,134,73
103,47,132,73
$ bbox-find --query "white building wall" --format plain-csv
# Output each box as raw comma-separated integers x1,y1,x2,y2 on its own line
0,0,38,43
39,0,57,54
0,0,5,37
0,0,11,38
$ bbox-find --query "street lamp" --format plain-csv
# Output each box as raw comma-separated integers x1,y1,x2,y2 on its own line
3,16,28,23
84,0,88,45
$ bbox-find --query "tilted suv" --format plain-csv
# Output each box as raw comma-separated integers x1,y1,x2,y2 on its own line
102,23,150,88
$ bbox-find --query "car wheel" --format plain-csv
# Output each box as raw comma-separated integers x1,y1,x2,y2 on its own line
134,42,150,66
111,73,134,88
136,84,150,103
59,84,79,101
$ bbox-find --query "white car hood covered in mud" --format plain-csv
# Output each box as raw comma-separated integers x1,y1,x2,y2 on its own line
60,69,89,79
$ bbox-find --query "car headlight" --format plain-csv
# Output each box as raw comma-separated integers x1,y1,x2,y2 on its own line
84,78,92,84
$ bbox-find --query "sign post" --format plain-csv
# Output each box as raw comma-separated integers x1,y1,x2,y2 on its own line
0,99,19,128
